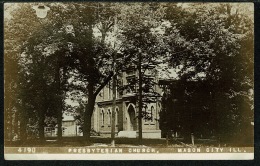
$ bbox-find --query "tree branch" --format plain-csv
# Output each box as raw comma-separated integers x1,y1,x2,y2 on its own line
106,21,115,31
93,71,114,97
93,50,136,97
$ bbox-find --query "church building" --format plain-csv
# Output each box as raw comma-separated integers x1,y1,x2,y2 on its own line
90,64,163,138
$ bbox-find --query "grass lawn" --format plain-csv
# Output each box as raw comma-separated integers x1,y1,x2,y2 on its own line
4,136,225,148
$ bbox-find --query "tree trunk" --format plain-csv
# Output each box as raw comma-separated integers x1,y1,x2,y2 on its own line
20,109,28,142
111,72,116,146
57,104,62,141
166,130,169,147
38,108,45,142
138,52,143,144
20,122,27,142
56,64,62,141
83,83,96,142
83,102,95,141
83,107,93,141
14,111,19,137
101,31,106,45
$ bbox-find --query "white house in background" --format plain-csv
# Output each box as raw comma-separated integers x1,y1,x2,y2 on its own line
44,115,81,137
62,115,81,136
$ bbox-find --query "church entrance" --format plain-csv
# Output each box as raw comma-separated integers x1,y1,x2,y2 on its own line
127,105,137,131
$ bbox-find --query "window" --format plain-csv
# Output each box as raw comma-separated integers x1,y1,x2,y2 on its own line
108,82,110,99
126,76,136,93
116,108,119,126
101,110,104,127
151,106,154,122
158,103,161,112
107,81,112,100
103,88,105,99
45,127,51,132
108,109,111,126
116,86,118,99
144,106,148,123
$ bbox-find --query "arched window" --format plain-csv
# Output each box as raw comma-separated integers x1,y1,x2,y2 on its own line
108,81,112,99
101,110,104,126
158,103,161,110
151,106,154,122
91,108,95,125
107,109,111,126
115,108,119,126
144,106,148,122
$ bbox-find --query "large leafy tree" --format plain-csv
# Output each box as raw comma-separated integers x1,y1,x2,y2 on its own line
59,3,120,140
59,3,166,141
5,3,76,142
116,3,168,142
4,4,47,141
161,3,253,144
4,3,123,142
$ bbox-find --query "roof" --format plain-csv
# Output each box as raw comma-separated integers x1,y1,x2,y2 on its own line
63,115,75,121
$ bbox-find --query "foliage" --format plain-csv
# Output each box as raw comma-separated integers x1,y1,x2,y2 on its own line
117,3,166,121
160,3,253,144
4,3,253,145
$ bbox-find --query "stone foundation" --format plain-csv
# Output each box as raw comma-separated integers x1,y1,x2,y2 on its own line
117,131,136,138
137,130,162,138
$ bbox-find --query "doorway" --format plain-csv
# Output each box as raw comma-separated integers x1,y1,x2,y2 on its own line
127,105,137,131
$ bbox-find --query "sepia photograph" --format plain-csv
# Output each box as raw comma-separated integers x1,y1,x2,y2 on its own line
4,2,254,160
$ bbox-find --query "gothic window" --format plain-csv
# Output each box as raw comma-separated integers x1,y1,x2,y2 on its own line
151,106,154,122
108,82,110,100
116,108,119,126
101,110,104,126
144,105,148,123
115,86,118,99
107,109,111,126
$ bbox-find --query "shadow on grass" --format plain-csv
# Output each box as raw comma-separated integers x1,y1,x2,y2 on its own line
5,136,253,147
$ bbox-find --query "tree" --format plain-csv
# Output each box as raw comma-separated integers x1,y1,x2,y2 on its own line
18,30,68,142
160,79,212,142
5,3,124,142
162,3,253,145
61,3,119,141
4,4,44,141
116,3,167,143
55,3,164,141
4,3,71,142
